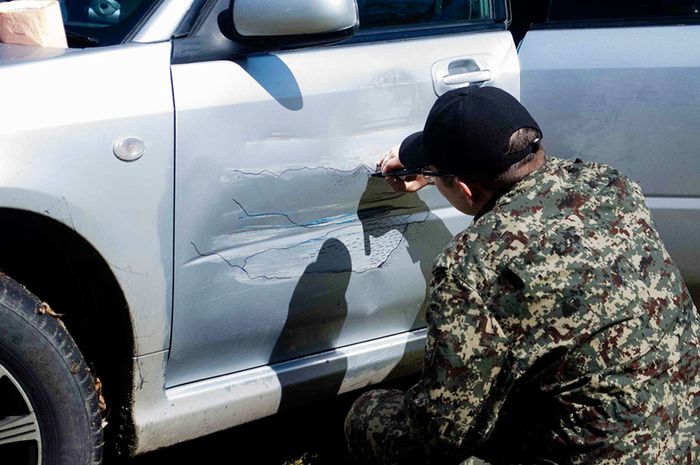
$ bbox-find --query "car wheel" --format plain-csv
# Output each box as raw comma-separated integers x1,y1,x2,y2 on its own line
0,273,103,465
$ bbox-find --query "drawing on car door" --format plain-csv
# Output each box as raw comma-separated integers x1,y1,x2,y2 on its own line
168,0,519,394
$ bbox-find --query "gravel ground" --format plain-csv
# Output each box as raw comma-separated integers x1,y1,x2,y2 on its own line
106,377,418,465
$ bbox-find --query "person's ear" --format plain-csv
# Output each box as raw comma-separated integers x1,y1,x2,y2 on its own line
457,180,474,202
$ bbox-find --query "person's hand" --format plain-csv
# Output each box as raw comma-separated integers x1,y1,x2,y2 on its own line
376,145,430,193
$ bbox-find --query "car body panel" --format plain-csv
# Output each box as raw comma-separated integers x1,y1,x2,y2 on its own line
644,198,700,301
168,29,519,387
519,25,700,302
519,26,700,197
131,327,425,454
0,41,174,356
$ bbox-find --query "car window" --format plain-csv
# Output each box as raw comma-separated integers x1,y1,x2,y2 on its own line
59,0,159,46
357,0,491,30
548,0,700,22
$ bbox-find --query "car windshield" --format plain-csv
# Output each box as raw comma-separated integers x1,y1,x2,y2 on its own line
59,0,159,47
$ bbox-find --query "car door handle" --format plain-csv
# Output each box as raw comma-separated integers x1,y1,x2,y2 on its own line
432,57,491,96
443,70,492,86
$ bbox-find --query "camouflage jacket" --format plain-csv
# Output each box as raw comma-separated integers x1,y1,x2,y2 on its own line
405,157,700,464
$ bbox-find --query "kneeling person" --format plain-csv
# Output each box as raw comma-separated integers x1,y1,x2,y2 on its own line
345,86,700,465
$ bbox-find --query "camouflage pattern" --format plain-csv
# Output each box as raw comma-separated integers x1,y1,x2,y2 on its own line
345,389,490,465
345,389,424,465
346,157,700,465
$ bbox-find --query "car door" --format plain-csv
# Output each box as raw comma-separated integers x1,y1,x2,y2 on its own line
518,0,700,305
168,0,519,388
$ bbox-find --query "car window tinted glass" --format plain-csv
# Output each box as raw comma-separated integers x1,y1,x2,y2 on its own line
58,0,158,46
548,0,700,22
357,0,491,30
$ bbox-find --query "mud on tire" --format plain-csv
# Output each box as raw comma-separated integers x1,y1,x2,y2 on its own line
0,273,103,465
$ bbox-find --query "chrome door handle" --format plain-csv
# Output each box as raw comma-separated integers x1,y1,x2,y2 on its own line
432,57,492,96
443,70,492,86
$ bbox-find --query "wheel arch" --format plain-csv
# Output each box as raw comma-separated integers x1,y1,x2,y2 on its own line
0,207,137,457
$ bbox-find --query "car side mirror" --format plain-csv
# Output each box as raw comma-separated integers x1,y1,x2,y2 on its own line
228,0,358,50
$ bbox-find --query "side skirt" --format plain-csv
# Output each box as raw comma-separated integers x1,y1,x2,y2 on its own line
129,328,426,455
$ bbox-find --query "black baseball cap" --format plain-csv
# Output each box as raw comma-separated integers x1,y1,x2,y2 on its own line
399,86,542,176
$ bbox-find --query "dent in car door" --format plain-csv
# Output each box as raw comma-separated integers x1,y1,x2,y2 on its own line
168,10,519,387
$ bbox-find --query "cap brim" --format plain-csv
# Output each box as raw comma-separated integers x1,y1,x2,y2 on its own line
398,132,429,169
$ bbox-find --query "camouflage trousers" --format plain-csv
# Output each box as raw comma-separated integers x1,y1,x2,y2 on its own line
345,387,700,465
344,389,487,465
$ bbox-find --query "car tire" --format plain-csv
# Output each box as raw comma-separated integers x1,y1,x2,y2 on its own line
0,273,103,465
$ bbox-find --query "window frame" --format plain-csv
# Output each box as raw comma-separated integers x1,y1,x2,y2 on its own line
533,15,700,31
539,1,700,30
351,0,498,34
171,0,509,64
345,20,505,45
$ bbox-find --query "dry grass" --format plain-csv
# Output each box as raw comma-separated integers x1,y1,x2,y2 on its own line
283,452,318,465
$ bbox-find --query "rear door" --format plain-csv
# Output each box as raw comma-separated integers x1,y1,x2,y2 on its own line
519,1,700,303
168,0,519,387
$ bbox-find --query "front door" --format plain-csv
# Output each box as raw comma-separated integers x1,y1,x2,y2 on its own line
168,0,519,388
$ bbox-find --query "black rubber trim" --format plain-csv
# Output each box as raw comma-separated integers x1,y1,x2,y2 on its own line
172,26,356,64
532,16,700,30
123,0,167,44
173,0,212,39
343,21,505,46
492,0,508,24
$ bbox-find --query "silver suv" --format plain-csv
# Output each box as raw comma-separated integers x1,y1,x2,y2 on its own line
0,0,697,464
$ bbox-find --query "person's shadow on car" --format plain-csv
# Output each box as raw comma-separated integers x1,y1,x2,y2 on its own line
357,176,454,378
270,174,453,411
358,176,453,321
270,238,351,411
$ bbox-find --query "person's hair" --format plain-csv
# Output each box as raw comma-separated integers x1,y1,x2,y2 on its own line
441,127,544,190
493,127,544,187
